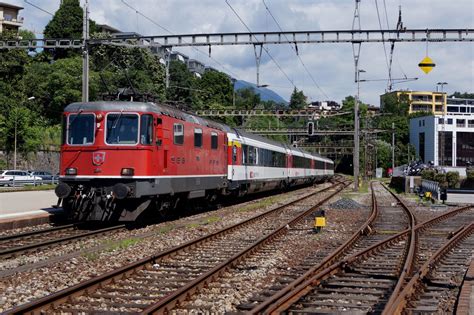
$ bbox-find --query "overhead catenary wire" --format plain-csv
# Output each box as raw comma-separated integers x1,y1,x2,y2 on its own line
225,0,296,90
120,0,240,80
24,0,53,16
262,0,330,100
374,0,391,78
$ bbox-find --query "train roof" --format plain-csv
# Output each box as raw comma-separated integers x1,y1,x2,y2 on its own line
64,101,333,163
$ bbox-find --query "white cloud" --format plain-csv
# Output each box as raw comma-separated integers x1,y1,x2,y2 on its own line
13,0,474,104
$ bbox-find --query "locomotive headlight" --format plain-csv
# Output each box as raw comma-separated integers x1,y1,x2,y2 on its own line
65,167,77,175
121,168,134,176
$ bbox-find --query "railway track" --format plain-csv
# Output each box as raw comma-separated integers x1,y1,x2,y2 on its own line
7,180,349,314
386,222,474,314
251,182,473,314
0,223,126,259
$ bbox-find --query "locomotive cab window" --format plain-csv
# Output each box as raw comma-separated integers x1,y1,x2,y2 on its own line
194,128,203,147
67,113,95,145
173,123,184,145
106,113,139,145
140,114,153,145
211,132,218,149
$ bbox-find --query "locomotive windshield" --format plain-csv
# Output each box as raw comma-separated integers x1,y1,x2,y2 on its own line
106,113,139,145
67,114,95,145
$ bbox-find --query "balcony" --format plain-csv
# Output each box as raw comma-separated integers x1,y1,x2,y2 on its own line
0,16,24,27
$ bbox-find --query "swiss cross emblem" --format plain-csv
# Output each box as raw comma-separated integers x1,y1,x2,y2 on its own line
92,152,106,166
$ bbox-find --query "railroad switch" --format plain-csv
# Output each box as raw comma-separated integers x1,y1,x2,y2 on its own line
313,210,326,233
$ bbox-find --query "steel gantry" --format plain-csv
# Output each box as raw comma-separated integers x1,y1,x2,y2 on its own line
1,29,472,49
193,109,351,118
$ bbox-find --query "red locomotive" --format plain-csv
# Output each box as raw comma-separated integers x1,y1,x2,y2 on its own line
55,101,334,221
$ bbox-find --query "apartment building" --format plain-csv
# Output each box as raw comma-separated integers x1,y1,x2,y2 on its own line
0,2,23,33
381,90,447,115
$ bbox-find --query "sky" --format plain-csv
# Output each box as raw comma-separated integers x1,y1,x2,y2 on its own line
12,0,474,105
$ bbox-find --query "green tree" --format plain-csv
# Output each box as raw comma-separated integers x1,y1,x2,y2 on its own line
44,0,97,38
450,91,474,99
195,71,233,110
289,87,307,109
44,0,97,59
166,60,196,106
90,39,166,101
22,56,97,123
235,88,261,110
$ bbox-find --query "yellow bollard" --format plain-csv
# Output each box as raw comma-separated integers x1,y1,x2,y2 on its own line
313,210,326,233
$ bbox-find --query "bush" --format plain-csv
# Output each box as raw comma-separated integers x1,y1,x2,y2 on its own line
434,173,447,188
467,170,474,180
421,169,436,181
446,171,460,188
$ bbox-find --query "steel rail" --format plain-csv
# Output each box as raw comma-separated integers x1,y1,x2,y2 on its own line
144,181,350,314
380,183,417,313
385,222,474,315
261,182,417,314
249,180,379,314
7,180,345,314
259,185,472,314
0,224,76,242
0,224,126,258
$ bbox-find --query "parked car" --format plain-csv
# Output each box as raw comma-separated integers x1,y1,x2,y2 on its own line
0,170,42,186
29,171,54,181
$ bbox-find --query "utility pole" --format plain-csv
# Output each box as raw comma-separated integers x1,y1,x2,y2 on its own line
352,0,361,192
254,44,263,87
392,122,395,172
13,113,17,169
82,0,89,102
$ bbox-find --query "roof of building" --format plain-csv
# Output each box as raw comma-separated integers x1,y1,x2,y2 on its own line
0,2,23,10
96,24,121,34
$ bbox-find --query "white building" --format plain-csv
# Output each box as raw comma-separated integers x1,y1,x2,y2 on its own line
410,114,474,170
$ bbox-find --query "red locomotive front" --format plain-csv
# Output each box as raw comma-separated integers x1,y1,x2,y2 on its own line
56,101,228,222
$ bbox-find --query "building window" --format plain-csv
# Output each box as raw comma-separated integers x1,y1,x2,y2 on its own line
194,128,203,147
438,118,444,124
419,132,425,162
468,120,474,128
438,131,453,166
435,105,443,112
447,106,459,113
211,132,218,149
173,123,184,145
456,132,474,166
447,119,453,125
457,119,466,128
460,106,467,113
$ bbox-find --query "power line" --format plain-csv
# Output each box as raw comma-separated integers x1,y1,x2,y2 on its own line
120,0,240,79
24,0,53,16
374,0,391,76
262,0,329,100
225,0,296,90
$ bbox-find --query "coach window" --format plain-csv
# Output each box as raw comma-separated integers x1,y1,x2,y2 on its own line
67,113,95,145
211,132,218,149
194,128,203,147
140,114,153,145
106,113,139,145
173,123,184,145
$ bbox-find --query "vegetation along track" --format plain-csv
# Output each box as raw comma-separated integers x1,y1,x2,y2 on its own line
6,180,349,314
0,224,126,259
387,222,474,314
253,182,473,314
